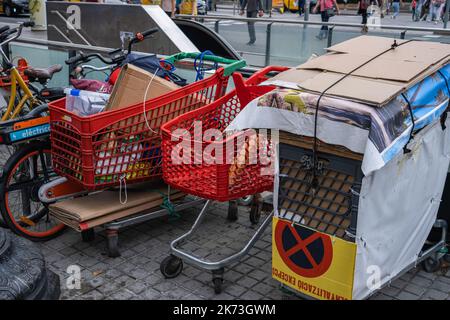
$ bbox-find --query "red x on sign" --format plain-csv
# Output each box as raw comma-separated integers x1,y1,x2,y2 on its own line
275,219,333,278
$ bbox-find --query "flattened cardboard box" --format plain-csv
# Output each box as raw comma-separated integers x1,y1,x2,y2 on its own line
268,36,450,107
106,63,180,111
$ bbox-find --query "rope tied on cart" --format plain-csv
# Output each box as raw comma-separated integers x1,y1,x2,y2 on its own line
194,51,218,81
310,39,413,192
119,174,128,204
401,93,415,154
437,70,450,131
143,67,161,134
157,190,180,221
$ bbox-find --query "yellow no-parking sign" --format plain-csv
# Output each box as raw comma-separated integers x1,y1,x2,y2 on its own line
272,217,357,300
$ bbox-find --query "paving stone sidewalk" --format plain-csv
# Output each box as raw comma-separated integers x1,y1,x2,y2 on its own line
36,202,450,300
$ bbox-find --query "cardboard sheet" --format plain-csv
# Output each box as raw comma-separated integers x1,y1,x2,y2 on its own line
106,64,179,111
51,192,185,231
268,36,450,106
49,185,181,222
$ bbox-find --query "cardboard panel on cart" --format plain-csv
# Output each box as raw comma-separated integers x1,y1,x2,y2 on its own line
106,64,180,111
352,118,450,300
265,36,450,107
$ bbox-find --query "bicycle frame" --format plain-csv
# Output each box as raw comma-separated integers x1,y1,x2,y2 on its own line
0,24,39,121
1,66,38,121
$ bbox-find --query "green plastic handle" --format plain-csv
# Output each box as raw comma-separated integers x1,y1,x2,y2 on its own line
164,52,246,77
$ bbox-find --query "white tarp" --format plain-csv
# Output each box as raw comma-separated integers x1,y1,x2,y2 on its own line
352,118,450,299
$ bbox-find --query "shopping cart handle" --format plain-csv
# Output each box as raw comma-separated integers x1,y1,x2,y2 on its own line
232,72,276,107
246,65,290,84
164,52,246,77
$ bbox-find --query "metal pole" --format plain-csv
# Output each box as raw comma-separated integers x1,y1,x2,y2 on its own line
327,26,334,47
215,20,220,33
265,22,273,66
444,0,450,28
304,0,310,21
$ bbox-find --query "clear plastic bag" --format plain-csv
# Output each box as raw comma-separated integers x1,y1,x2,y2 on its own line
65,88,110,116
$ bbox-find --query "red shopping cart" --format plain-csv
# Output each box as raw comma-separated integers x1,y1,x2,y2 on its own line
161,66,289,201
48,53,245,190
159,66,289,294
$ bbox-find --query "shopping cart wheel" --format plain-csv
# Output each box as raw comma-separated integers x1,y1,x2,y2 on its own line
213,278,223,294
212,268,224,294
160,255,183,279
81,229,95,242
227,200,238,222
422,257,441,273
444,254,450,264
249,194,263,225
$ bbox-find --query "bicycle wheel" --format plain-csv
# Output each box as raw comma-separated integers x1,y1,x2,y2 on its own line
0,141,65,241
0,144,16,228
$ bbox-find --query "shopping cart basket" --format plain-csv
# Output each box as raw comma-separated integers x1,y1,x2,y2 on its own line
159,66,289,293
48,52,245,190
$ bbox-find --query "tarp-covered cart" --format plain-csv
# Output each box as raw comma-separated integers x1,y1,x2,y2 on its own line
227,36,450,300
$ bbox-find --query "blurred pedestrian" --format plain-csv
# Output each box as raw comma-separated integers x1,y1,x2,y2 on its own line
298,0,305,16
432,0,445,22
313,0,340,40
240,0,264,45
358,0,371,24
179,0,197,15
391,0,402,18
411,0,417,19
161,0,176,17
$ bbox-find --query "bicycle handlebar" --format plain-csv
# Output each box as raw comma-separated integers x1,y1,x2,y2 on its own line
66,28,159,67
0,21,34,47
65,52,116,66
127,28,159,54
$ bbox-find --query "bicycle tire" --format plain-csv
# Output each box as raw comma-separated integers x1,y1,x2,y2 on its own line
0,141,65,241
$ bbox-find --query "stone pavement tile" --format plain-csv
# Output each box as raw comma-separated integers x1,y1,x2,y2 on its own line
107,289,136,300
248,269,268,281
404,283,427,297
396,291,421,300
390,278,409,290
126,280,148,295
370,293,394,300
212,292,235,300
142,287,163,299
240,290,264,300
224,283,247,297
179,279,205,292
416,269,438,281
423,288,449,300
379,285,401,298
252,282,274,296
410,274,434,288
236,276,259,289
153,279,179,295
103,268,124,281
94,281,118,297
115,274,139,287
430,279,450,293
164,286,192,299
129,267,151,280
78,289,105,300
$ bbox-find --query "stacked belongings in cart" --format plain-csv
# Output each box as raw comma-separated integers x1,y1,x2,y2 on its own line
159,66,290,293
224,36,450,299
0,47,246,255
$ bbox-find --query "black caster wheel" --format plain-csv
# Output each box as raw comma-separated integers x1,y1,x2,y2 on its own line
160,255,183,279
213,278,223,294
227,200,238,222
444,254,450,264
249,204,261,225
81,229,95,242
106,229,120,258
422,257,441,273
